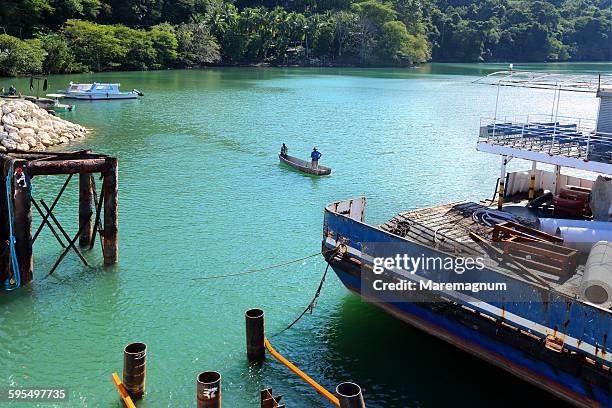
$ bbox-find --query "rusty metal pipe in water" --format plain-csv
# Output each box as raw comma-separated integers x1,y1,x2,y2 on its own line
197,371,222,408
123,342,146,399
245,308,265,362
336,382,366,408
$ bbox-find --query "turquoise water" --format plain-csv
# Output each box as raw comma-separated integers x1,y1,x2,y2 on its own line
1,63,609,407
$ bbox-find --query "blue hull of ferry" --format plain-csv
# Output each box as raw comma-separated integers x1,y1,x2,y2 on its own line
322,199,611,408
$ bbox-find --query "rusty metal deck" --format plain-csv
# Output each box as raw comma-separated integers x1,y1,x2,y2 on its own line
379,202,493,251
378,201,583,294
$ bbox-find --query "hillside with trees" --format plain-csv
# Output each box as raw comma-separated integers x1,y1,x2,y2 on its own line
0,0,610,76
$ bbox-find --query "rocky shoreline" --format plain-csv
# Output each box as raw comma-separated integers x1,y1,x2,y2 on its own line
0,100,88,152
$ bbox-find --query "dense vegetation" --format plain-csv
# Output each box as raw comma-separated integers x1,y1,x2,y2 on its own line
0,0,609,76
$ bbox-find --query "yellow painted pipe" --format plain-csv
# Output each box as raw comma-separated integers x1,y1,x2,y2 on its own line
528,175,536,199
264,338,341,407
498,181,505,210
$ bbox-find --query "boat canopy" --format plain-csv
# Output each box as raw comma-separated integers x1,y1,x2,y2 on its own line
474,70,612,93
67,83,93,91
475,70,612,174
91,83,121,92
66,83,122,92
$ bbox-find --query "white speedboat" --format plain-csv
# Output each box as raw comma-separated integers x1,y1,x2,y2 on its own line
60,82,143,100
45,94,75,112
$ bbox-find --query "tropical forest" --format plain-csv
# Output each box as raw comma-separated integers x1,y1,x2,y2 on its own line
0,0,610,76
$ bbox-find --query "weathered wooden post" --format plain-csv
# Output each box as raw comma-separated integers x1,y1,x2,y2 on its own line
13,162,32,285
336,382,366,408
78,172,93,247
123,342,146,399
102,157,118,264
197,371,222,408
246,308,265,362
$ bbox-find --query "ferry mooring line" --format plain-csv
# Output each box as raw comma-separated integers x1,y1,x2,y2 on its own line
192,248,336,281
272,260,333,338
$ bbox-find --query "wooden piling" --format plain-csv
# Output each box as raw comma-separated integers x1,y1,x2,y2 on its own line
79,172,93,247
246,308,265,362
27,158,109,176
0,151,118,289
13,163,32,285
102,157,118,264
336,382,365,408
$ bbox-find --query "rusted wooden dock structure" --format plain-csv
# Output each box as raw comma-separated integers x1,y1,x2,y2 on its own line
0,150,118,289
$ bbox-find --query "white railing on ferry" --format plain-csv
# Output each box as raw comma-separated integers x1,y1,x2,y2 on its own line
478,115,611,163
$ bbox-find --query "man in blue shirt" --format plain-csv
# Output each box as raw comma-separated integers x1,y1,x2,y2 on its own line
311,147,322,169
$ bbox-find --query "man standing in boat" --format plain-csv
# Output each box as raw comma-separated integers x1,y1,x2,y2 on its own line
311,147,321,169
280,143,288,158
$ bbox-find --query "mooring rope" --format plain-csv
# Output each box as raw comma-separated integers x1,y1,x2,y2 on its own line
272,260,333,337
191,247,337,281
4,162,20,290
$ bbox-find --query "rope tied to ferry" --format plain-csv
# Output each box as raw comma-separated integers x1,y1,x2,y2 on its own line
191,247,338,281
272,247,339,337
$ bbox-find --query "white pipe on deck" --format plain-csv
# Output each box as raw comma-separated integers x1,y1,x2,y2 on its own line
556,226,612,253
580,241,612,308
539,218,612,235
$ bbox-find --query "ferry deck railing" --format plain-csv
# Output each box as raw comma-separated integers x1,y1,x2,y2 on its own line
478,114,612,164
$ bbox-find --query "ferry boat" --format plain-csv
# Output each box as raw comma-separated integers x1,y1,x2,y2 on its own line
322,71,611,407
60,82,143,100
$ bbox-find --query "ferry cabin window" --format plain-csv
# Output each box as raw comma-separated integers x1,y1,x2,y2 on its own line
94,85,113,91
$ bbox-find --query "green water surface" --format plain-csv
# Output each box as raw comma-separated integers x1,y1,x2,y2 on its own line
1,62,610,407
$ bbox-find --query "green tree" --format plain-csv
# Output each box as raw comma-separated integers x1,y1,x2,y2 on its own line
63,19,126,71
332,10,357,58
313,16,336,58
566,14,612,60
0,0,53,37
176,23,221,66
45,0,102,27
0,34,46,76
113,25,157,70
36,32,84,73
352,0,396,63
206,2,246,62
378,20,429,64
151,24,179,68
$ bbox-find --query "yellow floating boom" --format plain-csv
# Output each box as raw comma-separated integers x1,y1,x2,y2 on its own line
112,372,136,408
264,338,340,407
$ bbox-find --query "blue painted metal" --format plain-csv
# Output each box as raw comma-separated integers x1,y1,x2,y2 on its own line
323,200,611,408
4,162,20,290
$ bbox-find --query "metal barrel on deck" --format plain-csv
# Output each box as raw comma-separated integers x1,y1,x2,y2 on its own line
336,382,366,408
245,308,265,362
123,342,146,399
197,371,222,408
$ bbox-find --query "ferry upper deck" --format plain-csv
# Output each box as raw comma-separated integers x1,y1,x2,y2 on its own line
474,70,612,174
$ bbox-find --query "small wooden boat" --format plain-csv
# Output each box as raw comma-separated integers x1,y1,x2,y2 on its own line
279,154,331,176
